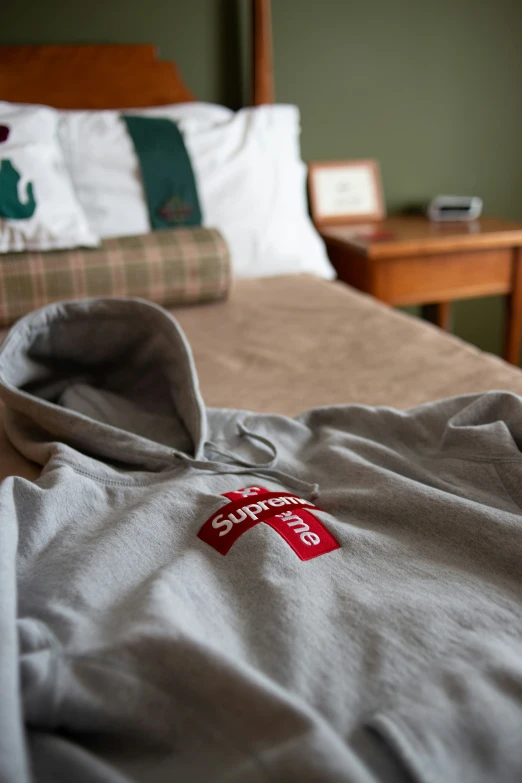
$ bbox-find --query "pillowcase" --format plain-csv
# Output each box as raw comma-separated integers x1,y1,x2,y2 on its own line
58,103,233,240
58,104,334,280
0,226,230,327
0,103,97,252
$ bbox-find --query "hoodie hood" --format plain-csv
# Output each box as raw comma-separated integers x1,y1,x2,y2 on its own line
0,298,207,471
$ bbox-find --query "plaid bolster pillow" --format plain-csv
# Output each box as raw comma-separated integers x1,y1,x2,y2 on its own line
0,227,231,327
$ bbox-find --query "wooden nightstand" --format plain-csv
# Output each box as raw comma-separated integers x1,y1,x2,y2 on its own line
320,216,522,365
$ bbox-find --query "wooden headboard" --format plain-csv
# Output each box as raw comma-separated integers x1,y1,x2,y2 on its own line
0,45,194,109
0,0,274,109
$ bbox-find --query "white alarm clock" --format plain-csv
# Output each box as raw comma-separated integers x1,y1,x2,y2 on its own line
427,196,483,222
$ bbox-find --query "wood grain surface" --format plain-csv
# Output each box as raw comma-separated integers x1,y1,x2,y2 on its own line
321,216,522,259
0,44,194,108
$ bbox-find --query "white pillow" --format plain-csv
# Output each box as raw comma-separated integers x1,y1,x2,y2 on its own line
0,103,97,252
59,103,334,279
58,103,233,241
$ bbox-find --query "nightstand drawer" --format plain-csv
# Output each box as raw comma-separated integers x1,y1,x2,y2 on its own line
373,249,513,305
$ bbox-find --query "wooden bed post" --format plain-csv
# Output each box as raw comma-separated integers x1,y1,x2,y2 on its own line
252,0,274,105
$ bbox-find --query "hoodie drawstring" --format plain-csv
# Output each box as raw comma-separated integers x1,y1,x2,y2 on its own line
172,422,319,500
204,422,278,468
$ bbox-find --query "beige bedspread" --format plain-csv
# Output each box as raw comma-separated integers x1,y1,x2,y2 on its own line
3,274,522,481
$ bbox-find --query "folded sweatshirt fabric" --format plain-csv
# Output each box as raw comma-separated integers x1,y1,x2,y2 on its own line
0,298,521,783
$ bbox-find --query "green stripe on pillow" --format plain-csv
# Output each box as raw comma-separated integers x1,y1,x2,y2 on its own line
123,115,202,230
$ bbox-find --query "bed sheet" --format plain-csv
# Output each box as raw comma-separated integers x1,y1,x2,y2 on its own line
3,274,522,481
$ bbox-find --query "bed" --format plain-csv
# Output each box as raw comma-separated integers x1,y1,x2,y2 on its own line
2,10,522,483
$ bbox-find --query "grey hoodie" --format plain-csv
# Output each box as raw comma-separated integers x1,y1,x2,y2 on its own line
0,298,521,783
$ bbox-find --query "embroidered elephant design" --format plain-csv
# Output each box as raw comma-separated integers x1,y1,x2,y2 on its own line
0,159,37,220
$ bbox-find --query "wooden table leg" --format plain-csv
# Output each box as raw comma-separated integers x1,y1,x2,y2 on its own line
504,248,522,365
422,302,452,331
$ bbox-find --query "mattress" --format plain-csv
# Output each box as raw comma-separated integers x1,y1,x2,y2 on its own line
2,274,522,482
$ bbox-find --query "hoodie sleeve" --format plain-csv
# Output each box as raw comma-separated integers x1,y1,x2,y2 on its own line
0,477,31,783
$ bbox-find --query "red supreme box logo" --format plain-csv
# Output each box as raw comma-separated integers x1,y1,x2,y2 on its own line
197,486,340,561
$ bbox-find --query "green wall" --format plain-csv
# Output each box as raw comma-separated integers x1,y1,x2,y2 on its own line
3,0,522,357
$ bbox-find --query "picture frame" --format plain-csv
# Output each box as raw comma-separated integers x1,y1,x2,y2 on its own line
308,159,386,227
